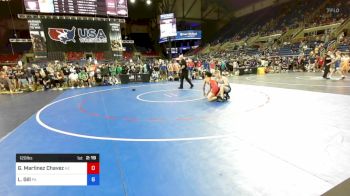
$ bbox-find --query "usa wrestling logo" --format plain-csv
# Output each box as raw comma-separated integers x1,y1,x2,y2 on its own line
48,27,76,44
48,27,107,44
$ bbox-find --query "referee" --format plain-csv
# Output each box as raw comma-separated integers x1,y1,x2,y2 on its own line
323,51,334,79
178,55,194,89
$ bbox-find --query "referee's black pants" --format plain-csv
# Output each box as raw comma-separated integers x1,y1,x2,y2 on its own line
323,65,330,78
179,72,193,88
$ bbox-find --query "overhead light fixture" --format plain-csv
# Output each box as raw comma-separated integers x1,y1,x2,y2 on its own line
130,0,135,3
146,0,151,5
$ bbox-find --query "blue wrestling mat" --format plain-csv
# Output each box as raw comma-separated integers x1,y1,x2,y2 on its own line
0,82,300,196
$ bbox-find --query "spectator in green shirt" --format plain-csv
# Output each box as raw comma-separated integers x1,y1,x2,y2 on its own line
78,69,89,87
109,64,118,85
116,65,123,75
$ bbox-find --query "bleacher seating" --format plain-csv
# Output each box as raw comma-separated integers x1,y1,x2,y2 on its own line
338,44,350,53
141,51,160,58
198,0,350,60
246,48,261,56
123,52,133,60
0,54,22,64
66,52,84,61
278,45,293,56
218,6,280,42
213,0,349,46
94,52,105,61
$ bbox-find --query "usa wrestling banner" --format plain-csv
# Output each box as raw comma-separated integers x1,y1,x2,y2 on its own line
41,19,110,52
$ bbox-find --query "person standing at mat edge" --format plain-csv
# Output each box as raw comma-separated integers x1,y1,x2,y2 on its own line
178,55,194,89
323,51,335,79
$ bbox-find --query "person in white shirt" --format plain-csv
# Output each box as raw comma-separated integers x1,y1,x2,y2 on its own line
69,70,79,88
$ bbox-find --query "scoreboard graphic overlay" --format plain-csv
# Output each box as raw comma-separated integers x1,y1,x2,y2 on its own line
16,154,100,186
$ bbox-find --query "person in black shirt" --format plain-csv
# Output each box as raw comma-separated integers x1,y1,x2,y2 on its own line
33,71,43,91
100,64,110,84
178,55,194,89
121,65,129,74
17,67,28,91
26,67,34,86
42,68,52,90
95,68,103,85
61,65,70,76
323,51,334,79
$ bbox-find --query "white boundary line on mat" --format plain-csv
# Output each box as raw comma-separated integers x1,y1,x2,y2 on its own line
137,89,205,103
36,83,237,142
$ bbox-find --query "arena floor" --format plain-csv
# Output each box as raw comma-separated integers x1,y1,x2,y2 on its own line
0,72,349,196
